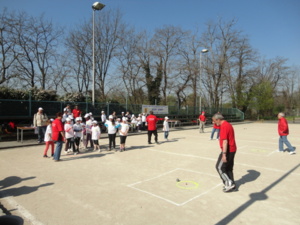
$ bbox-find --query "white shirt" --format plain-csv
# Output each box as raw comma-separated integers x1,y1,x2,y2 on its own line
163,120,170,132
142,115,146,122
91,126,101,140
73,123,83,138
64,123,74,139
85,120,92,134
44,125,52,142
119,123,129,136
101,114,106,123
105,120,120,134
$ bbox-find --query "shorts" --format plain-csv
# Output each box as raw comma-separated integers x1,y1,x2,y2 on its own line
120,136,127,144
93,140,99,145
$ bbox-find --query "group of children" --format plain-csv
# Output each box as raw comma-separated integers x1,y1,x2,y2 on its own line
42,109,171,158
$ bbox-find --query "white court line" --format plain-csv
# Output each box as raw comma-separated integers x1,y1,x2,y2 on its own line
127,168,221,206
1,194,45,225
146,148,300,175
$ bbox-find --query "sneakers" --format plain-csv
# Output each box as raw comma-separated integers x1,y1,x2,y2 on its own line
289,151,296,155
276,150,284,153
43,155,49,158
223,183,236,192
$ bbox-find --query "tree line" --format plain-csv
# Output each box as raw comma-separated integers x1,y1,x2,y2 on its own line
1,8,299,119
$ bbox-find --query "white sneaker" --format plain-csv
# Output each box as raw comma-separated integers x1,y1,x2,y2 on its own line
64,151,68,155
276,150,284,153
289,151,296,155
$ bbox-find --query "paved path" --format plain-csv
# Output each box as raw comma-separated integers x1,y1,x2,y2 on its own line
0,122,300,225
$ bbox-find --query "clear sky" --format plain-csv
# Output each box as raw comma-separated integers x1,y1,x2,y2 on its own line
1,0,300,67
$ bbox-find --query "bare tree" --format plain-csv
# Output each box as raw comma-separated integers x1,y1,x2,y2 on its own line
151,25,187,105
0,9,19,85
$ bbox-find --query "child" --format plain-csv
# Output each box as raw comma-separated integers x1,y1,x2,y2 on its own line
91,120,101,152
43,119,54,158
73,117,83,153
105,115,120,151
119,118,129,152
163,116,170,141
64,117,76,155
84,113,94,150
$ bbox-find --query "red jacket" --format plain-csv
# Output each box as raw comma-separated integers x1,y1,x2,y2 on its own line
278,117,289,136
199,115,206,122
146,114,162,131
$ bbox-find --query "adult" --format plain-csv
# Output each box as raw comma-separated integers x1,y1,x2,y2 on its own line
72,105,82,119
33,107,48,143
146,111,163,144
198,111,206,133
213,113,237,192
125,111,132,122
52,112,66,162
101,111,107,132
277,112,296,155
141,113,146,130
63,104,72,114
210,120,220,140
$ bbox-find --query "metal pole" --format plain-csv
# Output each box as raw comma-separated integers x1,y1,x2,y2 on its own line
199,52,202,114
92,9,95,106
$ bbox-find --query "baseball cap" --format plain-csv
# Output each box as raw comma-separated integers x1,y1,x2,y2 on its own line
109,115,113,119
66,118,71,122
92,120,98,124
38,107,43,111
165,116,169,120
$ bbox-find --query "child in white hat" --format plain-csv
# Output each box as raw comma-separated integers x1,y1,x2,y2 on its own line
91,120,101,152
163,116,170,141
64,117,76,154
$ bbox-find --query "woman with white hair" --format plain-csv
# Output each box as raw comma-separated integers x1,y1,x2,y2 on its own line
33,107,48,143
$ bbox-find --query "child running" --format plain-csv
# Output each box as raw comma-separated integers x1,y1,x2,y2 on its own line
64,117,76,155
91,120,101,152
119,117,130,152
43,119,54,158
105,115,120,151
73,117,83,153
163,116,170,141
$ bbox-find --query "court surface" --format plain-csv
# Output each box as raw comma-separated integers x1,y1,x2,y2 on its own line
0,122,300,225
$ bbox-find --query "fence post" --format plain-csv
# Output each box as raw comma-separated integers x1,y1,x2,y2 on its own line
29,92,32,117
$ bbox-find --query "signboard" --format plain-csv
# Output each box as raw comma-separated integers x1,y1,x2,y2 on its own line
142,105,168,115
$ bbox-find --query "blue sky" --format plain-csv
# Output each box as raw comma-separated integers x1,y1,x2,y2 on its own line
1,0,300,67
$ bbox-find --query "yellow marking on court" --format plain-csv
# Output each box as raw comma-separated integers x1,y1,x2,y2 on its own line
176,180,199,190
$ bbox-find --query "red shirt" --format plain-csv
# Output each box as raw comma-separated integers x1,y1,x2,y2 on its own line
219,120,236,152
72,109,81,118
213,123,220,129
146,115,162,131
52,118,64,141
199,115,206,122
278,117,289,136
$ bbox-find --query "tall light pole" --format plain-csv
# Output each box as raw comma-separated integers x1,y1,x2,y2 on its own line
199,48,209,113
92,2,105,106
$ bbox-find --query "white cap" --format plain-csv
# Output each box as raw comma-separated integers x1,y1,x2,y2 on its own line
66,118,71,122
38,107,43,111
109,115,113,119
84,114,90,118
68,115,74,120
50,118,54,122
89,112,93,115
132,114,135,117
75,117,81,121
165,116,169,120
101,111,104,113
64,108,67,111
92,120,98,124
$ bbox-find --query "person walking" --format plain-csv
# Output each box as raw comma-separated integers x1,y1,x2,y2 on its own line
91,120,101,152
146,111,163,144
119,118,130,152
198,111,206,133
105,115,120,151
213,113,237,192
210,120,220,140
163,116,170,141
52,112,65,162
33,107,48,143
277,112,296,155
43,119,54,158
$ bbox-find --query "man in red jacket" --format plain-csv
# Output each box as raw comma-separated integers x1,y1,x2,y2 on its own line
146,111,163,144
277,112,296,155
